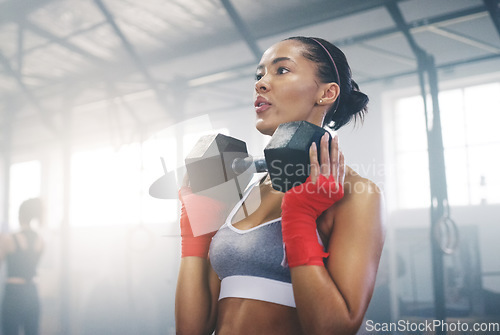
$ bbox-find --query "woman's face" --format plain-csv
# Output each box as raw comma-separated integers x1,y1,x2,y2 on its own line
254,40,327,136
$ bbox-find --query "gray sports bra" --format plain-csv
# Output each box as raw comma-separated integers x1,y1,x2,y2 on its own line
209,178,295,307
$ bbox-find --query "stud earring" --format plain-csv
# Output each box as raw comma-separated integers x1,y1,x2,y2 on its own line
319,99,323,103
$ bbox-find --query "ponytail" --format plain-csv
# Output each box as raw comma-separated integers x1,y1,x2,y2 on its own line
328,79,369,130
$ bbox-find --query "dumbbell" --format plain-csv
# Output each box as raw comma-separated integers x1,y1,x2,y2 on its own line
237,121,331,192
149,121,331,198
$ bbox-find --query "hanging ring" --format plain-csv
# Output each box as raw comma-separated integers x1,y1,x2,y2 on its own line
432,215,459,255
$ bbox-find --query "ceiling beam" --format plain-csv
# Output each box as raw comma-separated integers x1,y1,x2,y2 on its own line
250,0,409,40
0,0,54,26
220,0,261,61
145,0,410,69
1,0,412,98
2,1,493,108
93,0,170,116
335,5,487,47
23,20,108,65
17,21,24,74
386,2,427,59
359,53,500,85
483,0,500,40
84,3,493,89
177,7,492,88
426,26,500,54
0,50,59,135
23,21,107,56
358,43,415,66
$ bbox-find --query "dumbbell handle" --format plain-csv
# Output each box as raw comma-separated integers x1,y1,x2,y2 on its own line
232,156,267,174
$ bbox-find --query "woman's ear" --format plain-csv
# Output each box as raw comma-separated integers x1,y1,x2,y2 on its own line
319,83,340,105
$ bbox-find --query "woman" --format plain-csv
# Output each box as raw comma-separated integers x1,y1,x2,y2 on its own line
0,198,44,335
175,36,385,335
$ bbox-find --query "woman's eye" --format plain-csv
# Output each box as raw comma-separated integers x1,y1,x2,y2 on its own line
277,67,289,75
255,73,263,80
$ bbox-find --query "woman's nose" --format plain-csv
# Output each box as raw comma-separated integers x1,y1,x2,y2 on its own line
255,77,269,93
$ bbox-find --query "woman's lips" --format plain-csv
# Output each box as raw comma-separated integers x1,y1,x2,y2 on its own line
255,103,271,113
254,96,272,113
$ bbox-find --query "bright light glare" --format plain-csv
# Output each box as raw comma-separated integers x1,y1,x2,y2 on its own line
394,96,427,152
70,143,180,227
465,83,500,145
69,126,230,228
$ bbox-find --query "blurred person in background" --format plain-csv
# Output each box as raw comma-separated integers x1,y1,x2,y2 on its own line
0,198,44,335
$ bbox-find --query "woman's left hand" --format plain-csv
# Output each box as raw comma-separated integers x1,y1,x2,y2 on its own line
280,132,345,268
309,132,345,190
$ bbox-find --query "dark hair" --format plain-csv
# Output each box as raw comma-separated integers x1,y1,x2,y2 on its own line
285,36,369,130
19,198,42,226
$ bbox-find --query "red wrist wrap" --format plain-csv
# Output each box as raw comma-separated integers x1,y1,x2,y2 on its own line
179,187,226,258
281,175,344,267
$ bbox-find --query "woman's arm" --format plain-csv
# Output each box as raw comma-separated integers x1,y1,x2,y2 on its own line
291,182,385,334
0,234,5,263
285,134,385,334
0,233,14,264
175,258,220,335
175,178,225,334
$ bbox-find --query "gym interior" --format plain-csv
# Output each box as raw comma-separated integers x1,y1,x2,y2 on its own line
0,0,499,334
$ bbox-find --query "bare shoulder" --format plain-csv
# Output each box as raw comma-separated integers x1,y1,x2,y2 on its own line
0,233,15,255
320,166,385,253
332,166,385,233
318,167,384,240
0,233,14,244
341,166,383,204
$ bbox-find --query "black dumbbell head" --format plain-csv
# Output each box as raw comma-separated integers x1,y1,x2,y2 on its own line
264,121,331,192
185,133,249,193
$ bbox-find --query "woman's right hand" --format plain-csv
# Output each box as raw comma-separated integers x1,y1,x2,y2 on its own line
178,174,227,258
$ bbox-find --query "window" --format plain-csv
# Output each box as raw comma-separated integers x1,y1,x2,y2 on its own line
393,82,500,208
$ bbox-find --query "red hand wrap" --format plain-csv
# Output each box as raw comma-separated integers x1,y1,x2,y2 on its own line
281,174,344,267
179,187,226,258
